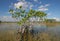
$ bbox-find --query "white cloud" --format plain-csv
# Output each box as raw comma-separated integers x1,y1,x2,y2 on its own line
14,1,28,9
45,4,50,7
29,17,40,22
12,0,49,11
34,0,38,2
0,16,19,22
29,4,34,9
17,0,25,1
14,1,34,10
38,5,44,8
38,4,50,11
53,17,60,21
47,13,51,16
38,8,48,11
9,3,14,8
34,0,42,4
39,2,42,4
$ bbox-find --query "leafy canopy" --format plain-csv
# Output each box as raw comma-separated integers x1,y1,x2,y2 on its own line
9,6,47,25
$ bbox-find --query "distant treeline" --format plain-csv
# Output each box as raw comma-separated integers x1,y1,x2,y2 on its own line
0,21,18,23
0,21,60,23
0,21,2,23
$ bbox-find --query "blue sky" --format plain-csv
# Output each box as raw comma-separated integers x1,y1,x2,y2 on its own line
0,0,60,21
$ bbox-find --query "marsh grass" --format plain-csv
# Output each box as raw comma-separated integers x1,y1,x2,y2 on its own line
0,23,60,41
0,30,60,41
16,25,60,41
0,30,17,41
16,31,60,41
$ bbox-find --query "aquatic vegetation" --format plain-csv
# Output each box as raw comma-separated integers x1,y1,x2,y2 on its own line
16,25,60,41
0,23,60,41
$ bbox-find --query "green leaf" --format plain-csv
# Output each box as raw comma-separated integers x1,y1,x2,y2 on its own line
19,6,22,9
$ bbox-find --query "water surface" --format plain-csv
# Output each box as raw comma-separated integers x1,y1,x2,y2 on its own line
0,23,60,41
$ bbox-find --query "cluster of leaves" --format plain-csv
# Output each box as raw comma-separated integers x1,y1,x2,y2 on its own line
9,6,47,25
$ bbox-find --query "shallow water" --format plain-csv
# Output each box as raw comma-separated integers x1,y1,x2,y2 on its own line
0,23,60,41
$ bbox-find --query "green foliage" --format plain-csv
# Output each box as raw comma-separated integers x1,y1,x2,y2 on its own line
35,11,47,18
19,6,22,8
9,9,14,14
9,6,47,25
